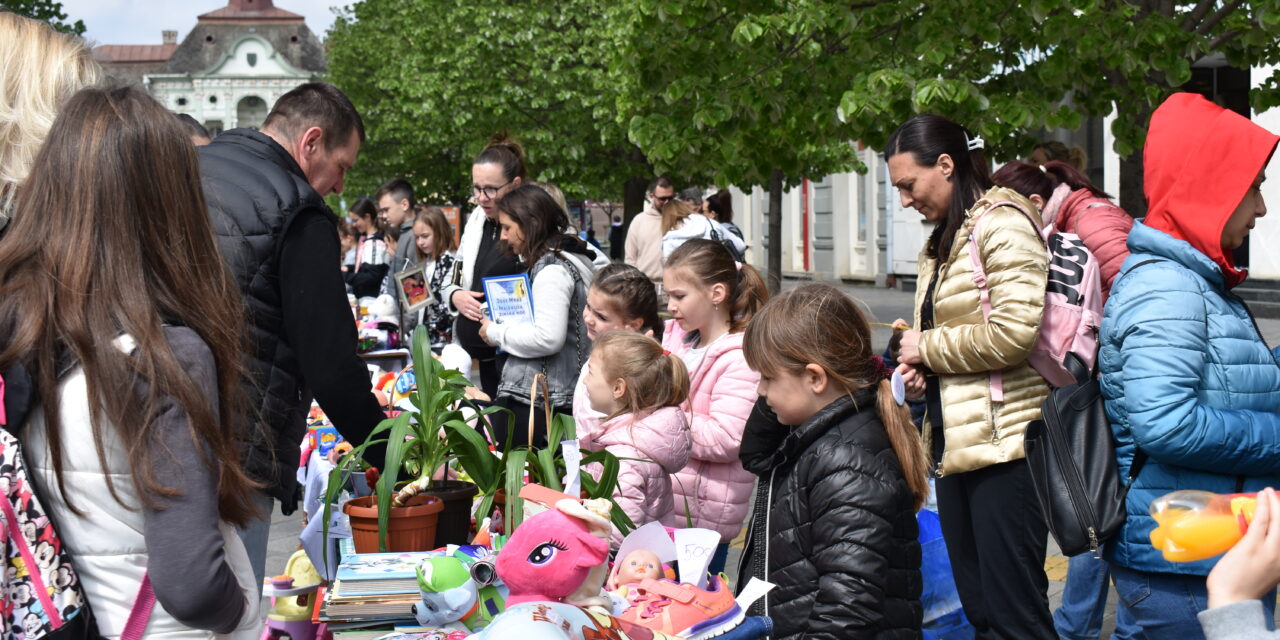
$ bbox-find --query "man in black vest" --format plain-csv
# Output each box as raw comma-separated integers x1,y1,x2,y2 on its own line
199,82,384,584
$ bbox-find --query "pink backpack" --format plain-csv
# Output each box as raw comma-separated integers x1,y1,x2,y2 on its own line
966,199,1104,391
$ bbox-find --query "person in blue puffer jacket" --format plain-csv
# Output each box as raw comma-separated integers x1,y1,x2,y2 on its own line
1099,91,1280,638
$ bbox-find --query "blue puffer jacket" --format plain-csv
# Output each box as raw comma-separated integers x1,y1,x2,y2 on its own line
1099,221,1280,575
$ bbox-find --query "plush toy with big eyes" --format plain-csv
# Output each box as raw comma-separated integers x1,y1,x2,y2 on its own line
494,506,609,607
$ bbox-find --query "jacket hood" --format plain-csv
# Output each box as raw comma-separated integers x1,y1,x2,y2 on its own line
748,390,877,471
1047,186,1121,233
1143,92,1278,289
662,320,744,376
596,406,690,474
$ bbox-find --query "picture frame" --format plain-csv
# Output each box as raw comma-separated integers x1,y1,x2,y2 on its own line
395,264,431,314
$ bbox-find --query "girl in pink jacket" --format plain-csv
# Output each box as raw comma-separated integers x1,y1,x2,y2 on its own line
581,331,691,547
993,160,1134,296
660,238,770,574
574,264,663,438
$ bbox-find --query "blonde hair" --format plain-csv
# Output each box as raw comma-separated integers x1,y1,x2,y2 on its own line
0,12,101,224
665,239,769,334
593,332,689,422
743,284,931,510
659,199,696,235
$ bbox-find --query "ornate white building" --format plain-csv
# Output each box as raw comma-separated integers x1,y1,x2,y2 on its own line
93,0,326,136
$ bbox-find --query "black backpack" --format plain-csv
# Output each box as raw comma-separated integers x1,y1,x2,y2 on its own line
1022,259,1161,557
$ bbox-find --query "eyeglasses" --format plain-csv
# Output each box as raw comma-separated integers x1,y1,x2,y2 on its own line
652,194,676,204
471,180,513,199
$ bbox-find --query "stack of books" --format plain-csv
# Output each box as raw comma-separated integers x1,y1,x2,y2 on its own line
320,552,430,624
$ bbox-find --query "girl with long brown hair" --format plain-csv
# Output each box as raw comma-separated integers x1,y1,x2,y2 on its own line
739,283,929,639
0,86,261,636
406,208,459,350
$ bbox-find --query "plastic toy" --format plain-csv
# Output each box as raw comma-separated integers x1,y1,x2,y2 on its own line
262,550,324,640
412,555,508,630
1149,490,1257,562
611,550,663,591
392,365,417,405
474,602,683,640
495,503,609,606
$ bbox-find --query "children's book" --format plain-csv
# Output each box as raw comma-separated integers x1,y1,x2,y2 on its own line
332,551,441,596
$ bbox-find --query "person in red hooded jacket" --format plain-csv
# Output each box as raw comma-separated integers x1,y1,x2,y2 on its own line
1098,92,1280,638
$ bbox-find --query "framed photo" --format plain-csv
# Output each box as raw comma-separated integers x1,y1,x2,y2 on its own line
482,273,535,325
396,264,431,313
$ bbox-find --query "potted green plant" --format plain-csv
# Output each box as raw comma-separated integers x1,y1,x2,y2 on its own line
323,326,504,553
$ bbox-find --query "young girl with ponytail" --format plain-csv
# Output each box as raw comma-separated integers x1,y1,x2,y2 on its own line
580,332,691,546
573,264,663,436
660,238,769,574
738,283,929,640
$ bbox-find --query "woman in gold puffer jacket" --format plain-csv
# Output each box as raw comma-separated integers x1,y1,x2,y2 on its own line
887,114,1053,640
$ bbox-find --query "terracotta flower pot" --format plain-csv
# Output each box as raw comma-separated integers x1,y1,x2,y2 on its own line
343,493,444,553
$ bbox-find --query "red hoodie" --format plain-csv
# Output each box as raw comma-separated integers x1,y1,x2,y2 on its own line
1144,92,1278,289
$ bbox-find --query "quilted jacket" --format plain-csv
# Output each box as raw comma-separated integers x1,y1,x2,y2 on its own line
739,391,922,640
912,186,1050,475
1042,187,1133,297
1099,92,1280,575
580,406,690,547
660,320,759,541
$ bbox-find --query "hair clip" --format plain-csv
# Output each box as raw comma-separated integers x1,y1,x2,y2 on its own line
734,261,743,271
1039,163,1048,173
890,370,907,406
965,134,985,151
662,349,671,355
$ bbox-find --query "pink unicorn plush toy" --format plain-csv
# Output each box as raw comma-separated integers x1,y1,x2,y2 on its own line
495,505,610,606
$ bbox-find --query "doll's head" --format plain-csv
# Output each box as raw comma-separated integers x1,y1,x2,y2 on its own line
611,549,663,589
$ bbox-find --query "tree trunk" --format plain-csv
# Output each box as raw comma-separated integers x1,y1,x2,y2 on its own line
1118,151,1146,218
767,168,784,294
623,176,648,223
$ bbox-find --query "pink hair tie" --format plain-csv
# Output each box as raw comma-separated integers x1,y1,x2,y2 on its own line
734,261,743,271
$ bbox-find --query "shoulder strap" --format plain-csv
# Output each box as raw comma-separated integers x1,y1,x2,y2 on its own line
120,573,155,640
964,200,1035,404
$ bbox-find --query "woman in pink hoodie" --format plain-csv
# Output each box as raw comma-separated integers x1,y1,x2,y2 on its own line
581,331,691,547
993,160,1134,295
660,238,770,574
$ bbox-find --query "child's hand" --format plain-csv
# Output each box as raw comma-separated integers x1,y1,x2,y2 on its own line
1207,487,1280,609
895,363,926,400
478,314,495,346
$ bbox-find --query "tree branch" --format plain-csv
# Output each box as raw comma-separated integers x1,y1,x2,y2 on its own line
1180,0,1218,31
1208,28,1243,51
1197,0,1247,36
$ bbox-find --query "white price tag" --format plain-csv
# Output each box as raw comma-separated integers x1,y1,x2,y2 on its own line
734,577,776,611
561,439,582,497
674,528,721,589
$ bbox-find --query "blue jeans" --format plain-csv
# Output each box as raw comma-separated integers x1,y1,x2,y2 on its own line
1054,553,1139,640
1110,565,1276,639
236,491,276,587
708,542,730,576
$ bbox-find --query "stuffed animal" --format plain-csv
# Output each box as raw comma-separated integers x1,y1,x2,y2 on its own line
495,504,609,606
412,555,507,631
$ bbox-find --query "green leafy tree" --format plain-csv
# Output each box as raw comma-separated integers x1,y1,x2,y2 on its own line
2,0,84,35
325,0,651,212
611,0,869,291
833,0,1280,214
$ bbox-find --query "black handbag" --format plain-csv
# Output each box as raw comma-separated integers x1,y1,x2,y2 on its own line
1023,353,1146,556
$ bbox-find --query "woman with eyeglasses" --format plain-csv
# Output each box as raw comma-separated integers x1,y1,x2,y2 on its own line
442,134,528,398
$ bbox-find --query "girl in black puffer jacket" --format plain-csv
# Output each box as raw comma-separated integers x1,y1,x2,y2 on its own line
738,284,930,640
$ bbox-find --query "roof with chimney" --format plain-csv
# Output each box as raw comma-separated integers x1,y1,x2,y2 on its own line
93,0,325,85
197,0,305,22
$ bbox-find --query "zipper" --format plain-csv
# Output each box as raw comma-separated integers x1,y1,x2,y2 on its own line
1044,386,1099,553
762,467,774,616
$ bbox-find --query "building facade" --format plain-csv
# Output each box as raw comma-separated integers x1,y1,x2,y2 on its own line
92,0,325,136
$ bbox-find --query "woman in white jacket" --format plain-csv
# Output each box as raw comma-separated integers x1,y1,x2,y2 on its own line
478,185,597,447
0,86,261,638
659,199,746,261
